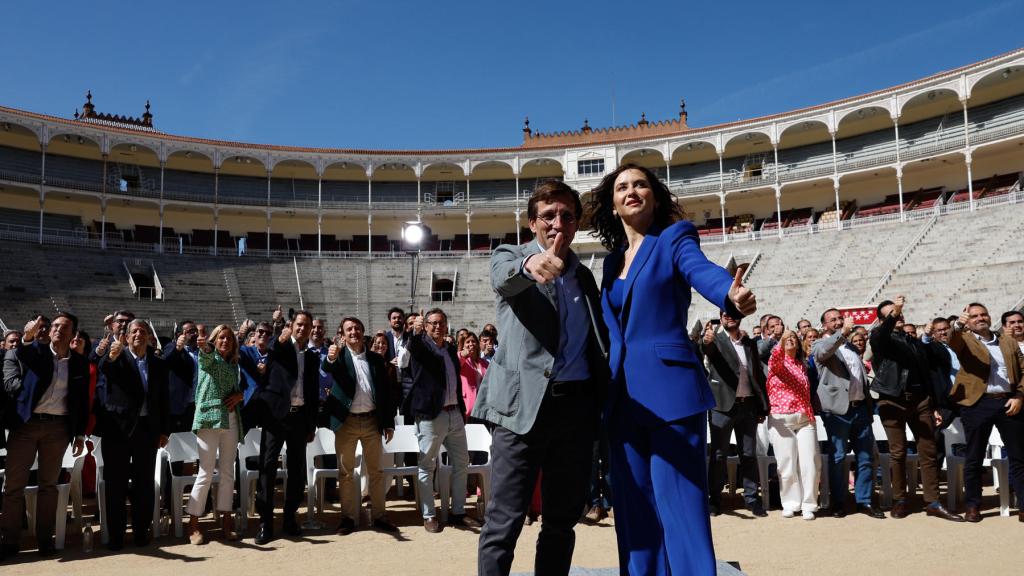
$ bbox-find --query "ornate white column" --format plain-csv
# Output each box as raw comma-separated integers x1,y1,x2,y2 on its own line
961,96,974,211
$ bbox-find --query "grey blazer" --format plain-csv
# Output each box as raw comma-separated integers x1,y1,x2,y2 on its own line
470,241,609,435
811,331,867,415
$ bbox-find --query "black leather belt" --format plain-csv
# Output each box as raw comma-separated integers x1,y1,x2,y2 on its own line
849,400,865,408
288,406,304,413
734,396,752,403
31,413,67,421
350,411,376,417
983,392,1011,399
550,380,586,397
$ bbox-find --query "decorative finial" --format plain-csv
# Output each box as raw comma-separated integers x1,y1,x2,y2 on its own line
581,118,591,133
142,99,153,126
74,108,79,119
638,112,648,127
522,116,531,136
86,90,92,104
679,98,688,122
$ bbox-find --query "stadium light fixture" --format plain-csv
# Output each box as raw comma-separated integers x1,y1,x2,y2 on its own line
403,220,424,247
403,220,425,313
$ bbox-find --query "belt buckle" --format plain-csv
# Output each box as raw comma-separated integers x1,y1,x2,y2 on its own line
289,406,301,413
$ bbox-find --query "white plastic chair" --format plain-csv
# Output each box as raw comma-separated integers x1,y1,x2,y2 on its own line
988,427,1012,517
91,435,163,544
164,431,216,538
871,416,894,508
943,418,969,510
755,421,775,510
814,416,832,509
25,441,86,549
381,425,423,514
438,424,492,519
236,427,287,530
307,427,359,526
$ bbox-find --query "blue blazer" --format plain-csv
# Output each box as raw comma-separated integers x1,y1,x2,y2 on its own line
238,345,268,406
600,221,742,423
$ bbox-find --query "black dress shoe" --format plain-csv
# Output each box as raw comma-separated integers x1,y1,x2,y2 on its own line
830,506,846,518
336,517,356,536
37,542,57,557
133,530,152,547
283,517,302,537
964,506,981,523
890,501,908,519
254,524,274,545
0,543,19,561
925,503,964,522
372,518,399,533
857,504,886,519
708,503,721,517
746,502,768,517
450,514,482,528
105,540,124,552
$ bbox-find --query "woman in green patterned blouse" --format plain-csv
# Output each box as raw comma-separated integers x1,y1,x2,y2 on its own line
186,324,244,544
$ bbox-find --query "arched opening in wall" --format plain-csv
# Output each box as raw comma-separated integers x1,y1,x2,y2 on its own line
431,277,455,302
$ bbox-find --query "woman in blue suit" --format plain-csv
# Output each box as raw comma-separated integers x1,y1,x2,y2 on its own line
586,164,757,575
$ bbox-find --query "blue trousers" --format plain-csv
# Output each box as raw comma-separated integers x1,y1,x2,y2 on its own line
821,403,875,507
608,405,716,576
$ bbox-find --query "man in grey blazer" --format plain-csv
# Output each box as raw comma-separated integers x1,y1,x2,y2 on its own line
474,181,609,576
812,308,883,519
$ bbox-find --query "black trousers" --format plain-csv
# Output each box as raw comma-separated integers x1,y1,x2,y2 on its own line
101,420,158,545
961,395,1024,509
708,399,760,506
477,386,596,576
256,409,309,524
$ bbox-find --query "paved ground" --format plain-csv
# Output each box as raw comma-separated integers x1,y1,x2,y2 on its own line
0,489,1017,575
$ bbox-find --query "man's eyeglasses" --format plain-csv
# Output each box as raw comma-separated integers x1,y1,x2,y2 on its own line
424,320,446,327
536,210,577,226
256,329,272,336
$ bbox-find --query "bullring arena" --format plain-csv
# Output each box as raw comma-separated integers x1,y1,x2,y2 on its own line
1,21,1022,576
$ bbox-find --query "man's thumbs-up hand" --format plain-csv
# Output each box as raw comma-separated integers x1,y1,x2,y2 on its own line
109,331,127,361
728,268,757,316
524,232,567,285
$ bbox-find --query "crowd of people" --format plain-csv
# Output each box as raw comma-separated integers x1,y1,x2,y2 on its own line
699,300,1024,524
0,302,611,559
0,169,1021,576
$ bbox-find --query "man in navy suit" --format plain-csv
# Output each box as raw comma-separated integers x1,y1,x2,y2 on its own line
95,320,172,549
161,320,199,432
253,310,320,545
1,313,89,559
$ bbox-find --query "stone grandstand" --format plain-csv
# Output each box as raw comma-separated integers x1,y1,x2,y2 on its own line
1,185,1022,340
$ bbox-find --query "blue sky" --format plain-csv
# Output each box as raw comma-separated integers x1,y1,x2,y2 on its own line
2,0,1022,150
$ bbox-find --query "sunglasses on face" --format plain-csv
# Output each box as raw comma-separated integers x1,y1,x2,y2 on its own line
256,329,271,336
536,210,578,226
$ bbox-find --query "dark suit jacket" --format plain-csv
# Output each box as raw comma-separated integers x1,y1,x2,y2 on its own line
702,330,769,415
256,337,320,433
403,333,467,421
96,347,171,439
2,341,90,437
321,347,395,433
161,341,198,417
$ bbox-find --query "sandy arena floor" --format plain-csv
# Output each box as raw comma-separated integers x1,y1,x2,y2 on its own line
1,490,1018,575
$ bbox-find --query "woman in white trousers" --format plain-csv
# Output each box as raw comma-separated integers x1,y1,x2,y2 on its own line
765,330,820,519
186,324,244,544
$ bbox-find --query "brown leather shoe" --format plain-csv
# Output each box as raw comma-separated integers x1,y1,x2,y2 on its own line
423,518,442,533
964,506,981,523
1018,510,1023,523
890,501,908,519
584,505,609,523
925,503,964,522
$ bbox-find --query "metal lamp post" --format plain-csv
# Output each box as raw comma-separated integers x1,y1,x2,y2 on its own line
402,220,424,312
